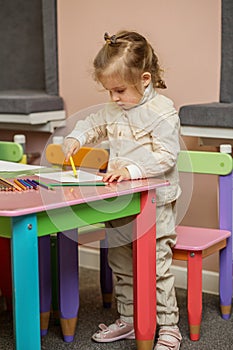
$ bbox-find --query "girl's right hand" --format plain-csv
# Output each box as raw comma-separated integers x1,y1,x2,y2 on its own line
63,138,80,161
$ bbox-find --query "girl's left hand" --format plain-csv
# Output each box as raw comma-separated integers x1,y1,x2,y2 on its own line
102,168,130,183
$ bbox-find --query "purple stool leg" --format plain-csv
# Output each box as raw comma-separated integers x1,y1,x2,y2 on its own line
57,230,79,343
100,237,113,308
219,172,233,319
38,236,52,336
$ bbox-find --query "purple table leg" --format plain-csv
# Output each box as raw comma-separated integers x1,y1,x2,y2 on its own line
39,235,52,336
100,237,113,308
57,230,79,343
219,171,233,319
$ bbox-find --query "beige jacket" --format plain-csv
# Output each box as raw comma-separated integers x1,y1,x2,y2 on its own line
67,86,181,205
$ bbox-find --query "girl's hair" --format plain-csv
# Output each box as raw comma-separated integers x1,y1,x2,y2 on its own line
93,30,166,89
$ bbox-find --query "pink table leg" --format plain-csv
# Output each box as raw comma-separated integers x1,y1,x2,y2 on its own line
187,251,202,341
133,189,157,350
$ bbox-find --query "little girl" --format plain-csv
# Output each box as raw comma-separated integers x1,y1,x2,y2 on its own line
63,30,182,350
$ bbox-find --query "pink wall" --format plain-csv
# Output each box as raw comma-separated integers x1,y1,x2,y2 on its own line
57,0,221,116
57,0,222,271
0,1,222,271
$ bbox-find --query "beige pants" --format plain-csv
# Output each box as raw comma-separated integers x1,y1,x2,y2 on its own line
106,202,179,327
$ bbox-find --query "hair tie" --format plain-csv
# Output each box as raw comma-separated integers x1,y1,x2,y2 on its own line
156,79,167,89
104,32,117,45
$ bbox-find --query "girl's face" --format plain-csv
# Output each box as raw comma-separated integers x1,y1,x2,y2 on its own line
100,73,149,109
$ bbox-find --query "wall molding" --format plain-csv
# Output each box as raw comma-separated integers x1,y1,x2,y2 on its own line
79,246,219,295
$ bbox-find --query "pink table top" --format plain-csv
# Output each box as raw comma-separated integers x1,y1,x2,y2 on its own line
0,177,169,217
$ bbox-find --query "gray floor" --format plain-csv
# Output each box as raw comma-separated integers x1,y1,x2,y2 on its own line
0,267,233,349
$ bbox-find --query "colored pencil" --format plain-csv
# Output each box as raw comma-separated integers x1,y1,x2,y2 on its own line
26,179,39,190
31,179,54,190
17,179,31,190
0,181,9,191
12,181,24,192
69,156,78,179
48,182,107,187
0,177,16,191
14,179,27,191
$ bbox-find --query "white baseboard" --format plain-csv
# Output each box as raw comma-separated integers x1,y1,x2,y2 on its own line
79,246,219,295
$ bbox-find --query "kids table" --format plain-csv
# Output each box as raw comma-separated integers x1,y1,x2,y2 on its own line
0,178,168,350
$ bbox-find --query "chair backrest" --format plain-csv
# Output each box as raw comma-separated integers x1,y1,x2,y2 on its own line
178,150,233,175
0,141,23,162
45,144,109,171
177,150,233,231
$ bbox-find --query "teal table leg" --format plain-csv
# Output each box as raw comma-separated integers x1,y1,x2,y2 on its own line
11,214,41,350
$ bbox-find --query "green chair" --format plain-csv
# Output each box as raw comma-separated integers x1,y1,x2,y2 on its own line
0,141,23,162
173,150,232,340
0,141,24,309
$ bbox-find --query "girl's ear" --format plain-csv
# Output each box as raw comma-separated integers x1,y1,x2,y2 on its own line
141,72,151,87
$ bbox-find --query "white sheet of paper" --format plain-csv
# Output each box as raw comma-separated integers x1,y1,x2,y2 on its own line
37,169,103,183
0,160,44,172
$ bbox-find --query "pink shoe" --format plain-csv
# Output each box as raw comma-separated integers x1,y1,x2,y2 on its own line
154,326,182,350
92,319,135,343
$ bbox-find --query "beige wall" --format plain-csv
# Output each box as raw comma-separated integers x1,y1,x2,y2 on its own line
0,1,222,271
